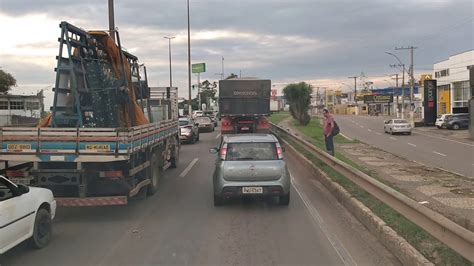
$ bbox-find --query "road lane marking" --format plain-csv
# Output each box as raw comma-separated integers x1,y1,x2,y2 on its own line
433,151,447,157
215,133,221,139
367,129,372,132
376,132,382,136
179,158,199,177
289,172,356,266
413,130,474,147
359,125,364,128
390,137,397,140
340,133,354,141
408,143,417,147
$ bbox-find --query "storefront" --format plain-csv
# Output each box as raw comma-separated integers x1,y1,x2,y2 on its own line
437,84,451,115
363,95,393,116
452,80,470,113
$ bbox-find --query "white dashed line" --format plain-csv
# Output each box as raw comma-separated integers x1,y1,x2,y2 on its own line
367,129,372,132
390,137,397,140
179,158,199,177
215,133,221,139
433,151,447,157
359,125,364,128
408,143,417,147
376,132,382,136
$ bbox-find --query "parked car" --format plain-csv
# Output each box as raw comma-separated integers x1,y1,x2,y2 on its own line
179,117,199,143
435,114,452,129
210,134,290,206
0,175,56,255
444,113,469,130
203,111,218,126
384,119,412,135
195,116,215,132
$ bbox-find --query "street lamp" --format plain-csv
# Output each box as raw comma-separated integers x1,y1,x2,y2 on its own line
163,36,175,88
187,0,192,117
385,51,411,122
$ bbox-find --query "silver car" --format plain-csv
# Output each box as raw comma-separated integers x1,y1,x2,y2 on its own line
209,134,290,206
384,119,412,135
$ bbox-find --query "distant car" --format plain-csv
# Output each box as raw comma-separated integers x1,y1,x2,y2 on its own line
195,116,214,132
444,113,469,130
192,111,203,119
210,134,290,206
0,175,56,255
384,119,412,135
179,117,199,143
435,114,452,129
203,111,218,126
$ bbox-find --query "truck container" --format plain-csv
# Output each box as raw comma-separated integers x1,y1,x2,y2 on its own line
0,22,179,206
219,78,271,134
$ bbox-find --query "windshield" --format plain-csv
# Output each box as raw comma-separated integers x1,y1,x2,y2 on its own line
226,142,277,161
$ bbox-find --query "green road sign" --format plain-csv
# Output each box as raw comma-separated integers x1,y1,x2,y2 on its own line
192,63,206,73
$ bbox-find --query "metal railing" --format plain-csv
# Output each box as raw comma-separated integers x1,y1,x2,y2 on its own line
270,123,474,262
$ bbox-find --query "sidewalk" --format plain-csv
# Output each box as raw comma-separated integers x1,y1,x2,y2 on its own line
278,117,474,231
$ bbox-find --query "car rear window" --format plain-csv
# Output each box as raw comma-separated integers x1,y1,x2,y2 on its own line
196,117,211,123
179,120,190,126
394,119,408,123
226,142,278,161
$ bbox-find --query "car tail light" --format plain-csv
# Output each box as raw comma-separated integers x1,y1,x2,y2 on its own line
276,143,283,159
219,144,228,160
6,170,27,177
100,170,123,179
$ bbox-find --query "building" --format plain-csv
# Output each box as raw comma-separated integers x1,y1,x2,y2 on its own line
434,49,473,114
0,93,44,126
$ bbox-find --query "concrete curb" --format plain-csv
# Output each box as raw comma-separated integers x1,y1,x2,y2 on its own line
282,138,433,266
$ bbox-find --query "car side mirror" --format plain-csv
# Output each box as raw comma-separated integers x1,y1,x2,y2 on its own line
209,148,219,154
17,184,29,195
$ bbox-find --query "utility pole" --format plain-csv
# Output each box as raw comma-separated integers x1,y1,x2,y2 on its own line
348,76,358,114
390,64,405,119
396,46,417,126
164,36,175,88
108,0,115,42
390,73,400,117
187,0,192,116
221,56,225,80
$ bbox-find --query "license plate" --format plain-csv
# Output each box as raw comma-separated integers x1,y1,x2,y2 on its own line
242,187,263,194
241,127,250,131
7,144,31,150
86,144,110,150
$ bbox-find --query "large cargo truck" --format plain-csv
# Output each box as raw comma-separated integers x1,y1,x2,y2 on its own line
219,78,271,134
0,22,179,206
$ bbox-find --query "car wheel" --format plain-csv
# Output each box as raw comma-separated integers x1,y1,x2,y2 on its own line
190,134,196,144
214,194,224,206
279,193,290,206
407,132,411,135
436,126,441,129
29,208,52,249
389,129,393,135
452,123,460,130
147,153,161,195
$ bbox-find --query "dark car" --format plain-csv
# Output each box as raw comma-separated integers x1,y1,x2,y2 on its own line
195,116,215,132
443,113,469,130
179,117,199,143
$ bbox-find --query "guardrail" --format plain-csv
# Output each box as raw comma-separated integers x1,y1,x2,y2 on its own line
270,123,474,262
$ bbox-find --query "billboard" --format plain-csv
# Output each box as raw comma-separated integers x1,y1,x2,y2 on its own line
423,80,437,126
363,95,393,103
192,63,206,73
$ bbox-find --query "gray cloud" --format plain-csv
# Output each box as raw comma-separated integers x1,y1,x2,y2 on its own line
1,0,473,99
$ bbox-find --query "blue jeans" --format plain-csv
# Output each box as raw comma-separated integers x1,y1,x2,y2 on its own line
324,134,334,156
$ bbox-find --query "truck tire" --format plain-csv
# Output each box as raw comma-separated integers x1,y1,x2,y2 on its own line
147,153,160,195
29,208,52,249
170,144,179,168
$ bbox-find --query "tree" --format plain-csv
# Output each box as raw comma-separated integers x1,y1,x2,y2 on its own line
225,73,238,79
199,80,218,102
0,69,17,94
283,82,312,125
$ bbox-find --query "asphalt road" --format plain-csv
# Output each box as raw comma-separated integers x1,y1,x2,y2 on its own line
335,115,474,178
0,128,399,266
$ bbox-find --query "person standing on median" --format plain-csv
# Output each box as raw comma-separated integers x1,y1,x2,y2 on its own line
322,108,335,156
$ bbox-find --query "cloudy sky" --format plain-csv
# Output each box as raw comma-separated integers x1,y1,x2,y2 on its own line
0,0,473,107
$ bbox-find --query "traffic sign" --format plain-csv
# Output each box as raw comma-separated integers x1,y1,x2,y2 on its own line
192,63,206,73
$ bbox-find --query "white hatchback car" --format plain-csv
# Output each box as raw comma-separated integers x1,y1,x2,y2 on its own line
0,175,56,254
435,114,452,129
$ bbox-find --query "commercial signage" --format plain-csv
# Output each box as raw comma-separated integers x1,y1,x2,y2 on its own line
423,79,437,126
271,89,277,100
363,95,393,103
192,63,206,73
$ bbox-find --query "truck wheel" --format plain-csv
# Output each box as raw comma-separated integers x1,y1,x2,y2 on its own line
170,145,179,168
29,208,52,249
147,153,160,195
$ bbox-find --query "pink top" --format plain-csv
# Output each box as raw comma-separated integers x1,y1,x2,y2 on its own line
323,115,334,136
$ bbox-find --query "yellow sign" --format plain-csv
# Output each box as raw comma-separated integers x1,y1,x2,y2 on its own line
86,144,110,150
419,74,433,86
7,144,32,150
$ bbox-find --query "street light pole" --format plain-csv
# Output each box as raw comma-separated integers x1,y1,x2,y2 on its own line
164,36,175,88
108,0,115,42
187,0,192,117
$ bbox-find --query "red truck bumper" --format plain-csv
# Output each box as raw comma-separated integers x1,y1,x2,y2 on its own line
56,196,128,207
